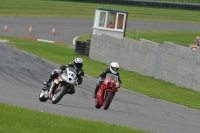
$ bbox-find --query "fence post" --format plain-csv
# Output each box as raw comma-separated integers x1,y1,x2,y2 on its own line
154,45,163,79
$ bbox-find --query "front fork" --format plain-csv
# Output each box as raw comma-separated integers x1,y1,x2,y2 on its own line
103,89,115,101
48,79,60,97
48,82,56,98
49,81,70,95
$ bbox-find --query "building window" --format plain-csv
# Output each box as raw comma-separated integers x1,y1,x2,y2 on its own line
106,12,116,29
98,11,106,27
96,10,126,31
117,14,125,30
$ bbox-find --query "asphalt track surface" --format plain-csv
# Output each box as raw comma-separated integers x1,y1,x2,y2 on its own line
1,17,200,133
1,17,200,44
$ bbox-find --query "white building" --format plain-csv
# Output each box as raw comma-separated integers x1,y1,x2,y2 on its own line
92,8,128,39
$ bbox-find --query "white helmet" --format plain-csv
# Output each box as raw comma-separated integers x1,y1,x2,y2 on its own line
110,62,119,74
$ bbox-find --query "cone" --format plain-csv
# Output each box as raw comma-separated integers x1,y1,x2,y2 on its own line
52,27,55,35
4,24,8,32
29,25,32,34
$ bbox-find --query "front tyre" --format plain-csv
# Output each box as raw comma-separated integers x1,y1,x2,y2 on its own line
52,86,67,104
103,92,113,110
39,90,48,102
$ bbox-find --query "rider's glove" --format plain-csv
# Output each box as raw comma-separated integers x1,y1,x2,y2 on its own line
58,69,62,73
55,69,62,74
99,77,103,81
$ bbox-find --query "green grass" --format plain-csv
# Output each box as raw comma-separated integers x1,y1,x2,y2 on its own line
54,0,200,4
0,0,200,23
0,103,151,133
126,30,200,44
152,0,200,3
1,34,200,111
77,30,200,45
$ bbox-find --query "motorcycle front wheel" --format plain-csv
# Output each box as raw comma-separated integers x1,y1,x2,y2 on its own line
103,92,113,110
52,86,67,104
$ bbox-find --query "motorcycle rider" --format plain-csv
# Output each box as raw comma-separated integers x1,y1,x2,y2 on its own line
93,62,122,98
43,57,84,98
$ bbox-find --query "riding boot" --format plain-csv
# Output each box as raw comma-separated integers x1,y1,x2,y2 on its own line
68,85,75,95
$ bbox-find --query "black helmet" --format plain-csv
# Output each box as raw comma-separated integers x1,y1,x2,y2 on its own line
74,57,83,70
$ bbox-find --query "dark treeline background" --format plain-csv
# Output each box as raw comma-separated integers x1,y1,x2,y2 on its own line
51,0,200,10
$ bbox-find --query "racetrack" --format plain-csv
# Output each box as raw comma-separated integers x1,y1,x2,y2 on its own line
1,17,200,44
1,17,200,133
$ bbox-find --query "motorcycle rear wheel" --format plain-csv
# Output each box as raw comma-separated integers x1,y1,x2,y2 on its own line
39,90,48,102
52,86,67,104
103,92,113,110
94,99,101,109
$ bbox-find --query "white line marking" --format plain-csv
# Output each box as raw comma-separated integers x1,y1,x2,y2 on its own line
0,40,8,42
73,36,79,45
37,39,54,43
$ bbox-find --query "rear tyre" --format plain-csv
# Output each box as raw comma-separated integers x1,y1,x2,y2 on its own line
94,99,101,109
103,92,113,110
52,86,67,104
39,90,48,102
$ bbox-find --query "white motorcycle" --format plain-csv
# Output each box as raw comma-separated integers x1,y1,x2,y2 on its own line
39,67,77,104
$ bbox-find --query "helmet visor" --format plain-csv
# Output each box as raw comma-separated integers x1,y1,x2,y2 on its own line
75,63,83,70
112,67,119,72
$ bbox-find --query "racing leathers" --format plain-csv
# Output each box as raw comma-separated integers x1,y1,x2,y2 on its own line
93,68,122,98
44,63,84,95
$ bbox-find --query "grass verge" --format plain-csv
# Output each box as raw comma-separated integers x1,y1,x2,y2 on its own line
0,0,200,23
0,103,151,133
149,0,200,3
77,30,200,45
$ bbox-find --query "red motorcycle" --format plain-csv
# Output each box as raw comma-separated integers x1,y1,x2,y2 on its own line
94,73,120,110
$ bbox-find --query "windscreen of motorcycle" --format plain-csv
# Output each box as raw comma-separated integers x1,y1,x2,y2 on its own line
60,67,77,84
105,73,119,87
